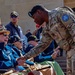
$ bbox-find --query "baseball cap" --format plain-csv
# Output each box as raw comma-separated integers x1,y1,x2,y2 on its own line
0,25,10,35
27,35,39,42
10,11,19,17
9,35,22,43
28,5,44,17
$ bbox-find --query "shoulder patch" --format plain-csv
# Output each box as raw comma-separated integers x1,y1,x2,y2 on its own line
62,14,69,22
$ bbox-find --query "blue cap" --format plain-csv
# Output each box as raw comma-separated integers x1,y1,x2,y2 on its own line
9,35,22,43
27,35,39,42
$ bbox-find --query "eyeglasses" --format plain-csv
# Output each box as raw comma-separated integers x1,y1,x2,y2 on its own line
0,33,9,37
0,33,9,36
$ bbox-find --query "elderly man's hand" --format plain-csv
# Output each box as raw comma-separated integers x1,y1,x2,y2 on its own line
17,57,26,66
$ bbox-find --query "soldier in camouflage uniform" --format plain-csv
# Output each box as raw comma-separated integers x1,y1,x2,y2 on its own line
17,5,75,75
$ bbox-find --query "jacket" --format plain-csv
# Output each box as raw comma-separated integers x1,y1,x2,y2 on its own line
0,43,18,69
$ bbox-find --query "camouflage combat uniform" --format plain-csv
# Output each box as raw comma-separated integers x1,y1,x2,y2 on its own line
24,7,75,75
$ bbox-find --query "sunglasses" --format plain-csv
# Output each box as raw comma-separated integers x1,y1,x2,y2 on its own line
19,40,22,43
0,33,9,37
11,15,18,18
14,40,22,43
4,34,9,36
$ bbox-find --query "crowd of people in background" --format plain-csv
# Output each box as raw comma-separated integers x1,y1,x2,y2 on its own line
1,4,74,75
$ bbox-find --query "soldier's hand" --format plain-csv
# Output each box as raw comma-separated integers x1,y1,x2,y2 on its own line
51,50,59,59
51,52,57,59
54,46,60,51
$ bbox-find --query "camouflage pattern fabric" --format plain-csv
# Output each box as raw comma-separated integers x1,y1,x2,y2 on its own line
24,7,75,75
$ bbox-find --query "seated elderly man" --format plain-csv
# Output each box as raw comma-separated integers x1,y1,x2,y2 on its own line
7,35,43,75
0,19,43,75
0,25,15,68
0,26,22,73
8,35,34,66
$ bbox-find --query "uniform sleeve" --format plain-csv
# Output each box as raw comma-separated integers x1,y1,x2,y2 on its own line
57,10,75,42
24,28,53,60
34,53,53,62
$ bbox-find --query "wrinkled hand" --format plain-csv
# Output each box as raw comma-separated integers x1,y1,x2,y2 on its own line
17,56,26,66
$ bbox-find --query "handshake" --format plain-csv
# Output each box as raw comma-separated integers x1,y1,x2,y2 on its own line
17,46,60,66
17,56,26,66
